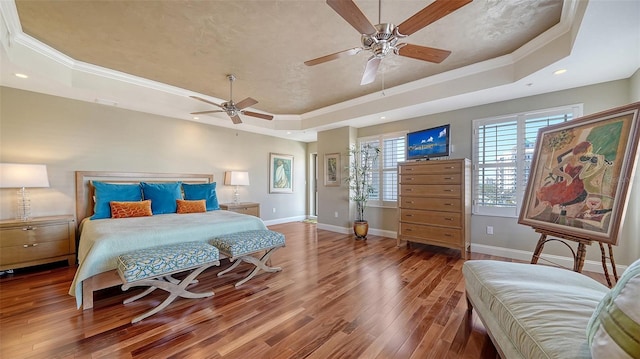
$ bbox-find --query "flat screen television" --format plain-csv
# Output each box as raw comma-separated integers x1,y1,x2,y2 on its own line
406,124,450,160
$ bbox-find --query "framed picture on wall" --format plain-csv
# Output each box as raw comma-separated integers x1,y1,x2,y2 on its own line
518,102,640,245
269,153,293,193
324,153,340,187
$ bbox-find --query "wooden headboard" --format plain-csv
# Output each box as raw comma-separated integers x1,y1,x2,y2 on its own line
75,171,214,224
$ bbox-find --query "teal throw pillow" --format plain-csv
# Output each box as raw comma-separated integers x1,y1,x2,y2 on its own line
141,182,182,214
182,182,220,211
91,181,142,220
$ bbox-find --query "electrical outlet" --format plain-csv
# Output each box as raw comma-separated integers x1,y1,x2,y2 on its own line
334,211,338,218
272,208,276,213
486,226,494,235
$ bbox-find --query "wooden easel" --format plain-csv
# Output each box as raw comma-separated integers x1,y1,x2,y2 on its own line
530,228,619,287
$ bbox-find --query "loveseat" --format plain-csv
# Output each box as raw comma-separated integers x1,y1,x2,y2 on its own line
463,259,640,358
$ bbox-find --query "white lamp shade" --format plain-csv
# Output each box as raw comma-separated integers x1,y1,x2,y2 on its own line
0,163,50,188
224,171,250,186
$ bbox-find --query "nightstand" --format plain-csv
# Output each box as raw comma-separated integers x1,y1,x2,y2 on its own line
0,215,76,271
219,202,260,218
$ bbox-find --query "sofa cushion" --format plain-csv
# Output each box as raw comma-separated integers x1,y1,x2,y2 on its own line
587,258,640,358
463,260,609,359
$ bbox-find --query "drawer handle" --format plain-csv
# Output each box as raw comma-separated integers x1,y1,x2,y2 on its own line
23,243,39,248
406,228,413,232
444,203,453,206
405,214,414,217
444,217,453,221
443,189,454,192
406,177,414,180
406,201,415,204
445,166,455,169
22,226,37,231
444,177,453,180
444,234,452,237
406,189,413,192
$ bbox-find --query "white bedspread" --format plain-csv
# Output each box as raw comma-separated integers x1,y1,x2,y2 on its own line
69,211,267,308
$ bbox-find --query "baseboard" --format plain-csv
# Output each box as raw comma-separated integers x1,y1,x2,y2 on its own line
316,223,397,239
263,215,306,226
471,243,628,275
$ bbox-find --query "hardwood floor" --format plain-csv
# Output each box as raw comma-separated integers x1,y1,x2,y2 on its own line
0,222,605,358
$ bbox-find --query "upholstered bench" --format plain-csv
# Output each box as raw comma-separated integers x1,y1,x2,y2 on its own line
117,241,220,323
463,259,640,358
210,230,285,287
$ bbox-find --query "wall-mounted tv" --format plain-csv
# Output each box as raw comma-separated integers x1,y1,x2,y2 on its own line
406,124,450,161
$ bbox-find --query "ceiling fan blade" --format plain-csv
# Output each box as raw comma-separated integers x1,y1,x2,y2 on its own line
230,115,243,124
305,47,361,66
190,110,225,115
235,97,258,110
398,0,472,36
326,0,376,35
189,96,223,108
242,110,274,120
398,43,451,63
360,57,381,85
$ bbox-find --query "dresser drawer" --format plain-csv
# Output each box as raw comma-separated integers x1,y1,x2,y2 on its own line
399,197,462,212
1,223,70,247
400,173,461,185
399,161,462,175
0,216,76,271
400,209,462,227
399,222,462,245
399,184,461,197
1,240,70,266
232,206,259,217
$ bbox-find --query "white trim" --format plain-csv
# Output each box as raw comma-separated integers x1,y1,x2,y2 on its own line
316,223,397,239
471,243,627,275
262,215,306,226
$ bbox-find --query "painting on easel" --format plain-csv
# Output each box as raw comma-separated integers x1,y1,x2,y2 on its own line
519,102,640,245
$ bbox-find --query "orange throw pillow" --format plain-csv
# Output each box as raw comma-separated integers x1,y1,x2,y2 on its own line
110,200,153,218
176,199,206,214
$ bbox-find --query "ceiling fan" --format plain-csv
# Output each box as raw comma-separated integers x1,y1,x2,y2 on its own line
190,74,273,124
305,0,472,85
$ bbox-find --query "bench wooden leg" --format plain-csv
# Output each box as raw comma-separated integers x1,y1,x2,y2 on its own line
122,261,218,323
218,247,283,287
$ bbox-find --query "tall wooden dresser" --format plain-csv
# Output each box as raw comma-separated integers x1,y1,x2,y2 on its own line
397,158,471,259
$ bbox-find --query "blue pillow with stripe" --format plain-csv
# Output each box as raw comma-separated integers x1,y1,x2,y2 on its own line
91,181,142,219
182,182,220,211
141,182,182,214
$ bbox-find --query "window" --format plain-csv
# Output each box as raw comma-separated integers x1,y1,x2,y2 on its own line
473,105,583,217
358,132,405,206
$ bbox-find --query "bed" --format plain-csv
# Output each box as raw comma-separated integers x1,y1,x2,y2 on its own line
70,171,267,310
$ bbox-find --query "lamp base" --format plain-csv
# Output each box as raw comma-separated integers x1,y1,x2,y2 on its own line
17,187,32,222
233,186,240,204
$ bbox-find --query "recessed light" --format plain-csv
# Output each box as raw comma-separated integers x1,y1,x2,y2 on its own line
380,116,386,120
14,73,28,79
193,116,199,120
286,131,292,135
553,69,567,75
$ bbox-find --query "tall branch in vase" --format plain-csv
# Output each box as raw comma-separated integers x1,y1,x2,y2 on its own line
345,143,380,225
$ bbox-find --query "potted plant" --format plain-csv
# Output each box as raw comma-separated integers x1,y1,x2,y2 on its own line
345,143,380,239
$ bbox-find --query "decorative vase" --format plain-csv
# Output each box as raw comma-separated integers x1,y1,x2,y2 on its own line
353,220,369,240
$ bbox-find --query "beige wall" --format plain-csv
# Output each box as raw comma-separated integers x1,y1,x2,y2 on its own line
0,87,307,222
331,79,640,265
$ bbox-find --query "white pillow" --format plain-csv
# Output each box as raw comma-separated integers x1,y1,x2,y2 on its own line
586,258,640,358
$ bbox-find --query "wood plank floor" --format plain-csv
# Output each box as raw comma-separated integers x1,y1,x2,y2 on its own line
0,222,606,358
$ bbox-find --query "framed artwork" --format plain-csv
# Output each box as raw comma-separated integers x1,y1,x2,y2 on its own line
519,102,640,245
269,153,293,193
324,153,340,187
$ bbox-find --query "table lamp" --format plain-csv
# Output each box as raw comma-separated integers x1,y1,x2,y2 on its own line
224,171,249,204
0,163,50,221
